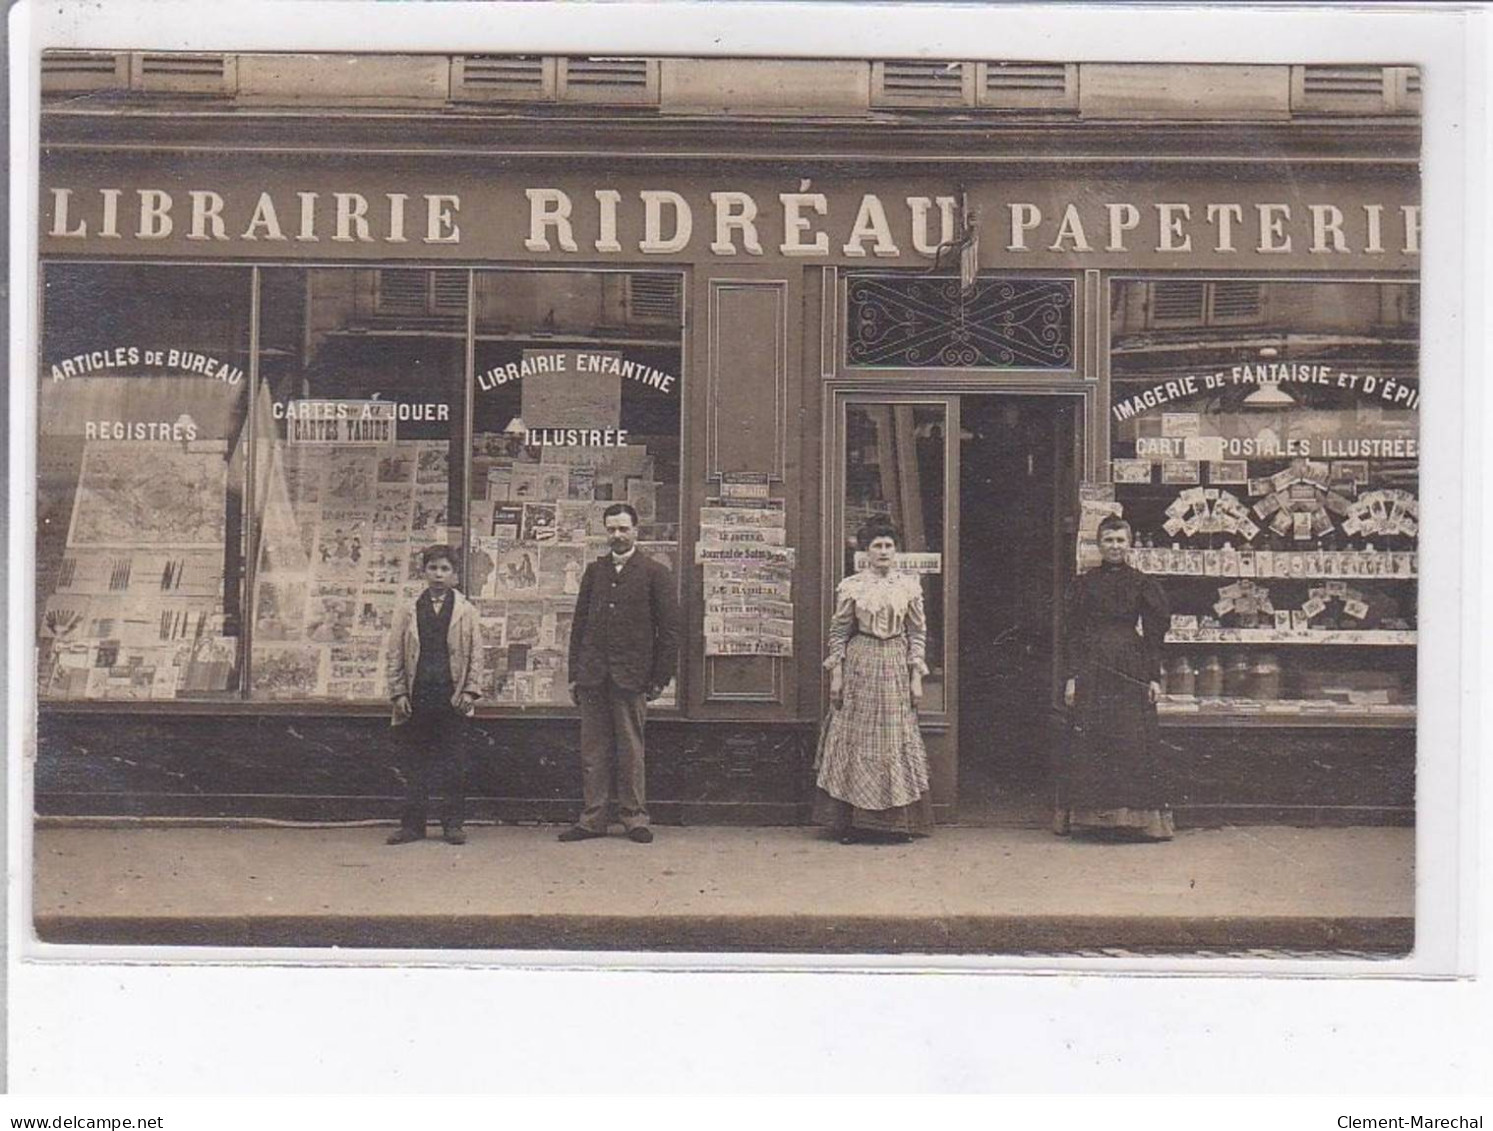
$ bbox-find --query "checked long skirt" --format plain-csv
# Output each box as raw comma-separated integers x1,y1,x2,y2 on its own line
814,633,933,836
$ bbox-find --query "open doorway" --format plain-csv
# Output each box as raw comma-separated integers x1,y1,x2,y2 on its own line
957,394,1078,825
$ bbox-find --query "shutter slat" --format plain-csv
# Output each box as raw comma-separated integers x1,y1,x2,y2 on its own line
626,274,683,323
1152,282,1207,324
1210,281,1262,321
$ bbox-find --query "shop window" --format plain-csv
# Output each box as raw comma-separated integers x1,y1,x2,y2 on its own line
1106,277,1419,725
37,263,253,700
248,267,465,702
466,269,684,708
846,274,1075,369
841,402,947,714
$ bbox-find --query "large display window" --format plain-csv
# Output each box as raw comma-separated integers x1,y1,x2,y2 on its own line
248,267,465,702
38,263,684,710
465,269,684,707
1105,277,1419,723
38,263,252,700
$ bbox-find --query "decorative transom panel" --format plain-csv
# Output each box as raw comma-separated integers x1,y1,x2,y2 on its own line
845,275,1075,369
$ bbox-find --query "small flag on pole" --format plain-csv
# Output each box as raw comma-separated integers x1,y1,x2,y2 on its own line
959,213,979,296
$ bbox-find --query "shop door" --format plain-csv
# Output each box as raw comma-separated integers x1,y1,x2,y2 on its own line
830,392,1079,822
956,395,1079,825
831,395,958,812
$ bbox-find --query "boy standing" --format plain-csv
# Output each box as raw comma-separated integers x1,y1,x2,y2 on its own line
385,544,484,845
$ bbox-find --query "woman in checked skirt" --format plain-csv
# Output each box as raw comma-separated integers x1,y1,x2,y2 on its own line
814,519,933,844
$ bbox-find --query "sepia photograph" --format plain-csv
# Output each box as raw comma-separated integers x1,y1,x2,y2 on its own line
20,25,1442,960
6,0,1490,1107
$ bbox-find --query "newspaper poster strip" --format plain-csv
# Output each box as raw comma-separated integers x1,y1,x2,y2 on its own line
697,476,795,657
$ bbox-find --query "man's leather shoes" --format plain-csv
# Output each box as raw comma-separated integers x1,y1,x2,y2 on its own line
386,828,424,845
626,827,654,844
442,826,467,846
557,826,607,842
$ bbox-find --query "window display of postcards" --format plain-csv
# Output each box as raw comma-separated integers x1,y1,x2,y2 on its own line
1211,580,1273,626
251,437,447,700
1160,488,1257,542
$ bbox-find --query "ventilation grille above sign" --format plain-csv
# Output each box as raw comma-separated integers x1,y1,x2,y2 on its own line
41,50,130,92
132,53,238,96
1293,65,1395,113
451,55,556,102
559,57,659,104
978,62,1079,110
871,61,975,107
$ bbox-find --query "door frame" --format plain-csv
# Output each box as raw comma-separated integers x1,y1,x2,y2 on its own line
823,381,1093,814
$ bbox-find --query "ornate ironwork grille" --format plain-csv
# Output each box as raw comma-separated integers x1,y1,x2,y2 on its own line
845,275,1075,369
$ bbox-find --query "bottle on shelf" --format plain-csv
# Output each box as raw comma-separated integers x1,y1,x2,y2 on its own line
1224,655,1253,697
1169,654,1196,698
1251,652,1282,700
1197,653,1224,699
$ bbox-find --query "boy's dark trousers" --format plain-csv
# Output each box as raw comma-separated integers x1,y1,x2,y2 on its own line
397,683,467,836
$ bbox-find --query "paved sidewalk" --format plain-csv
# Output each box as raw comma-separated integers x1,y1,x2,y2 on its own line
30,822,1414,954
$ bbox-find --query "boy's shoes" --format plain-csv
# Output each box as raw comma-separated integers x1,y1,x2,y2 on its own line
385,828,425,845
442,826,467,846
557,825,607,842
626,827,654,844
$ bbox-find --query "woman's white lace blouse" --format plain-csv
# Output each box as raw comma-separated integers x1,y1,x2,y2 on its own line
822,570,929,675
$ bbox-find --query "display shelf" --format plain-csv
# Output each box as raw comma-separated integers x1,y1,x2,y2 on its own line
1133,551,1415,581
1164,629,1416,646
1158,708,1416,730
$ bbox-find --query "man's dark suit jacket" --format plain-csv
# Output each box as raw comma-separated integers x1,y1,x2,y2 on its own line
569,551,680,693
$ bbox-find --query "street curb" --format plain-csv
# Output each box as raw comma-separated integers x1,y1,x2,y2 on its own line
33,913,1415,955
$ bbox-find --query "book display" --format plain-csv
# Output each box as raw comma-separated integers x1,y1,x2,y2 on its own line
40,440,237,700
469,433,679,706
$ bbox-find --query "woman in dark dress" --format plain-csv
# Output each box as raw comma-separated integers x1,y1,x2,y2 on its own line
1057,514,1174,841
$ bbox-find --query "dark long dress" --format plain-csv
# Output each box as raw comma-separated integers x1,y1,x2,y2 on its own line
1058,560,1173,839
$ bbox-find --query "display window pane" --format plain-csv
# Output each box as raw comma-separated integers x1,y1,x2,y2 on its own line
37,263,252,700
466,269,685,708
248,267,465,702
841,401,948,713
1106,278,1419,721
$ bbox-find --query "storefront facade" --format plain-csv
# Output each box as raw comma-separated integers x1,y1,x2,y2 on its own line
34,56,1420,824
